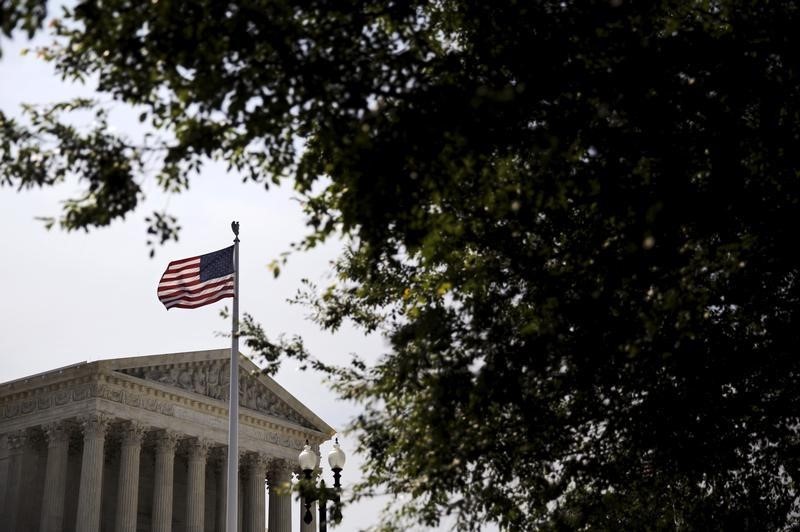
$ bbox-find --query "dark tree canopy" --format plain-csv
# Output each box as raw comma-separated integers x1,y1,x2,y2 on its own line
3,1,800,529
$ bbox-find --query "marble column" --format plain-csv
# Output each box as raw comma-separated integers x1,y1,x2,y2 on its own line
39,422,71,532
152,430,179,532
267,460,293,532
75,415,110,532
185,438,211,532
2,430,28,532
245,453,268,532
115,421,146,532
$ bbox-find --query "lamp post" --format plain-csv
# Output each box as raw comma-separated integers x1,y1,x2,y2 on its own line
299,438,346,531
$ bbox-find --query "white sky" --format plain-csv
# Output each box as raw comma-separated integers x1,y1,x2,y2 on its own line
0,25,453,532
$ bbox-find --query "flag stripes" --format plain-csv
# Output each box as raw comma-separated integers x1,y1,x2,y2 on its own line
157,246,235,309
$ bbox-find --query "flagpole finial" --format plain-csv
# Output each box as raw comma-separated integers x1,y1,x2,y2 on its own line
231,221,240,241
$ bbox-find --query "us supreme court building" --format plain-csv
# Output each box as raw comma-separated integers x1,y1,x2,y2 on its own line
0,349,333,532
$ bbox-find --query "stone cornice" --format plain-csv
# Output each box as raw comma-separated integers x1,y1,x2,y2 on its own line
0,364,98,401
0,360,95,391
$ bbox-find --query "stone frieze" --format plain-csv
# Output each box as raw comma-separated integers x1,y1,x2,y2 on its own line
2,382,175,419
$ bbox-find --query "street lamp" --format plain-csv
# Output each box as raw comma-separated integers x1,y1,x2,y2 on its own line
299,438,347,531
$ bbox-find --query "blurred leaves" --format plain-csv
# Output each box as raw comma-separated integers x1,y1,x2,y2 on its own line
0,100,143,231
0,0,47,55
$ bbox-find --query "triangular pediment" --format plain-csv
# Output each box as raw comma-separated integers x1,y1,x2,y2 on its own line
104,349,329,433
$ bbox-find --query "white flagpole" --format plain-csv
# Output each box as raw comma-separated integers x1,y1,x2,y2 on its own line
226,221,240,532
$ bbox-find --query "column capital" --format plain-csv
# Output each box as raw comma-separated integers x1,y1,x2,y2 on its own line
79,414,110,439
186,438,212,462
120,421,146,446
244,451,271,472
7,429,30,451
43,421,71,446
268,459,294,483
153,430,179,453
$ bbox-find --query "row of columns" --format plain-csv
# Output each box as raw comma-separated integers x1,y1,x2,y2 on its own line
4,415,295,532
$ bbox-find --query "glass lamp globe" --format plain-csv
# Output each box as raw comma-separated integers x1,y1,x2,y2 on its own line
328,438,346,470
298,442,317,471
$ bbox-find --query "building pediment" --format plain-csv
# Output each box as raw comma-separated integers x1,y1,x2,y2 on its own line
107,349,329,433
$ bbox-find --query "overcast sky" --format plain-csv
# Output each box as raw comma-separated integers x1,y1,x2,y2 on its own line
0,25,446,532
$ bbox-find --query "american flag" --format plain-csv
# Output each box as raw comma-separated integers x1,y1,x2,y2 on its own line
157,246,235,309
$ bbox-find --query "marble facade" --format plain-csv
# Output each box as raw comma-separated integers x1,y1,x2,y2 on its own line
0,349,332,532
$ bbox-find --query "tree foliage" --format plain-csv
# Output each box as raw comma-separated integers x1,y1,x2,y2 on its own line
3,1,800,529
